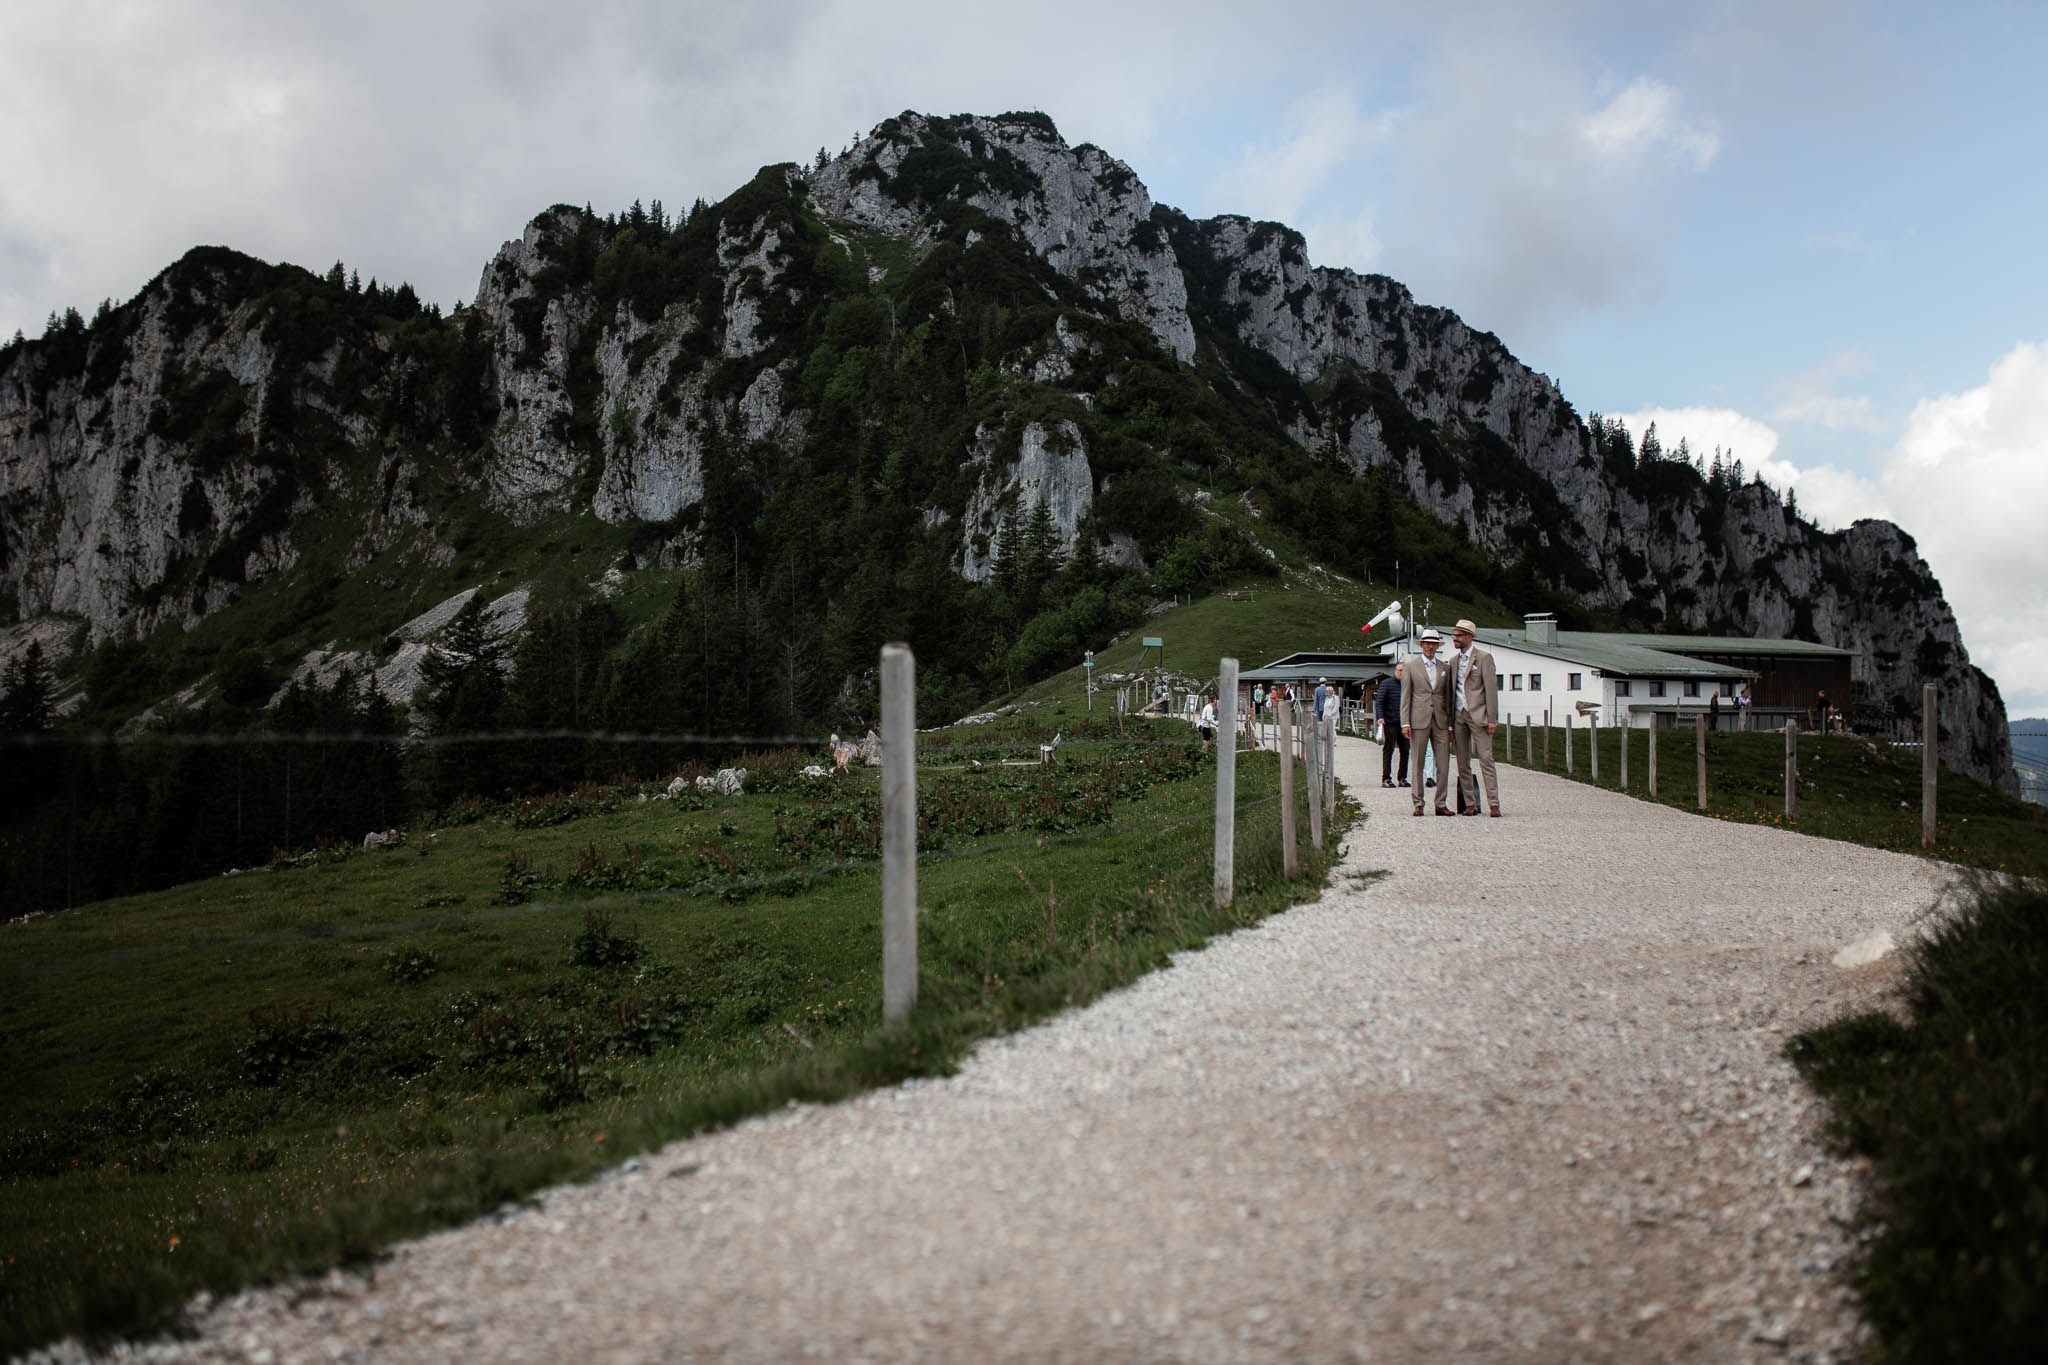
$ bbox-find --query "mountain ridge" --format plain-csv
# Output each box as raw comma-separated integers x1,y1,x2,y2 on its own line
0,108,2016,791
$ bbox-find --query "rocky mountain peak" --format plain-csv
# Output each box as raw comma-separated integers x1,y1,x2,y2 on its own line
0,109,2018,792
809,112,1195,362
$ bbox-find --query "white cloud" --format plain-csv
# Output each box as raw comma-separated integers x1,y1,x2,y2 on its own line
1372,24,1727,342
1768,351,1885,433
1301,209,1385,275
1208,89,1398,230
1672,343,2048,714
1580,78,1720,171
1873,340,2048,713
1609,405,1780,469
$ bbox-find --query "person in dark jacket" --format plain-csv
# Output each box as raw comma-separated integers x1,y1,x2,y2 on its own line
1373,673,1408,788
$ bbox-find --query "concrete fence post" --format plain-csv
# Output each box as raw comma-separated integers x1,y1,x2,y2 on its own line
1215,658,1239,907
1648,721,1658,798
880,643,918,1024
1524,715,1532,764
1544,709,1551,767
1785,719,1798,820
1696,713,1707,810
1590,717,1600,783
1620,721,1629,790
1278,696,1298,880
1922,683,1938,849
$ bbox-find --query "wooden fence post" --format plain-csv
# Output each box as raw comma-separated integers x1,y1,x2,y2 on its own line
1543,709,1551,767
1922,683,1938,849
1215,658,1239,907
1696,713,1707,810
1304,700,1325,851
1279,696,1298,880
1524,715,1532,763
1565,713,1574,774
1648,721,1658,798
1785,719,1798,820
881,643,918,1024
1323,711,1338,822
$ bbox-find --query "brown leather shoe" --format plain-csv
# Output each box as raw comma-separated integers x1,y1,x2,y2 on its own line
1489,805,1502,818
1412,807,1425,817
1434,807,1452,816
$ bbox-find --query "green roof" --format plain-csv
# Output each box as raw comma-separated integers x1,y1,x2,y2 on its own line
1602,633,1854,659
1475,629,1756,680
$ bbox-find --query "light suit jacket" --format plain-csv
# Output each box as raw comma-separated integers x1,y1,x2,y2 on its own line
1398,653,1453,732
1453,645,1501,727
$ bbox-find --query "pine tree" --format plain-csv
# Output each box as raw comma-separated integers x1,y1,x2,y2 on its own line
1,641,53,733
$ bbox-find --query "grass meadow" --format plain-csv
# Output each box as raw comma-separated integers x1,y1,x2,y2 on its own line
1,714,1355,1356
1491,719,2048,880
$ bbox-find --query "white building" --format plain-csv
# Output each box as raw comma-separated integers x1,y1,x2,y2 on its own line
1372,613,1856,730
1473,615,1748,729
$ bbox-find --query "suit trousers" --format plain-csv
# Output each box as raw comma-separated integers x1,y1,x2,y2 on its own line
1409,722,1450,809
1454,712,1499,809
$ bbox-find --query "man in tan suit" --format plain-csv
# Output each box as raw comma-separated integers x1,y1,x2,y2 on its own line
1448,619,1502,817
1399,628,1454,816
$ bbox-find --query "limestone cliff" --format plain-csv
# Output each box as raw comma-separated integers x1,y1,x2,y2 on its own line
0,111,2015,790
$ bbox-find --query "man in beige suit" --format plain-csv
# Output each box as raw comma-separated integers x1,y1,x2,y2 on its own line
1399,628,1454,816
1448,618,1502,817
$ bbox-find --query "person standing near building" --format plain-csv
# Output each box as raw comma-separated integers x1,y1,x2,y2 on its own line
1400,629,1454,816
1449,619,1502,817
1374,671,1407,788
1198,695,1217,752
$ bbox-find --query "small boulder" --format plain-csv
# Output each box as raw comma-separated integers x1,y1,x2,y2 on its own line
1832,930,1897,969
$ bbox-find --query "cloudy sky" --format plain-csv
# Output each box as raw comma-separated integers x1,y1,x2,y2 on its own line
4,0,2044,713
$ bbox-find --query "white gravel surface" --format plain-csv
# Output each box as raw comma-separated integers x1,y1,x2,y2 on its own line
42,737,1957,1364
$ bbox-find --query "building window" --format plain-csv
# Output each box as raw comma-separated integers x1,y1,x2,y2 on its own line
1528,673,1542,691
1568,672,1582,690
1614,681,1632,697
1648,681,1666,698
1510,674,1521,690
1720,681,1736,697
1683,680,1700,697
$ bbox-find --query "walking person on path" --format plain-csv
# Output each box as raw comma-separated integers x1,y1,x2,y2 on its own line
1374,672,1407,788
1198,696,1217,752
1400,629,1454,816
1448,619,1503,817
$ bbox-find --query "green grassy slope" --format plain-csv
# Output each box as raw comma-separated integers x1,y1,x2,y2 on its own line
1009,563,1506,710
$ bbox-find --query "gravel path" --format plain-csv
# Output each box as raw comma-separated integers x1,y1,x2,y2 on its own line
59,737,1956,1364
